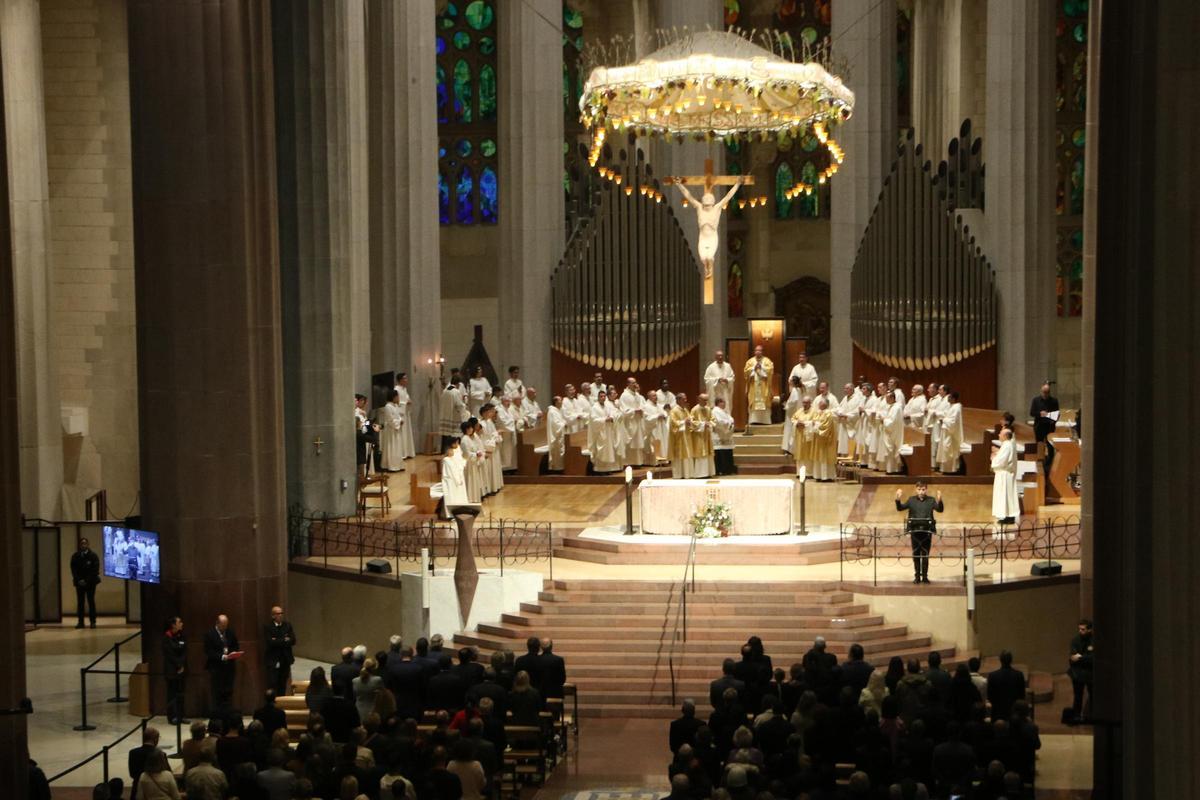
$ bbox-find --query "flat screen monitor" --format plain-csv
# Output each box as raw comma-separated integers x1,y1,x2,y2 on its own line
101,525,161,584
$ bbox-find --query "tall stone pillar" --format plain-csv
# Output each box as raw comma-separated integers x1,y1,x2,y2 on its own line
1090,1,1200,795
272,0,364,515
127,0,286,713
984,0,1056,412
0,39,29,798
654,0,726,364
498,0,564,395
831,0,896,387
1,0,63,518
366,0,441,446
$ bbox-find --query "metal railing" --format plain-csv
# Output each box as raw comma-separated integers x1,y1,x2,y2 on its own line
667,530,698,706
74,630,143,731
838,514,1082,586
288,506,555,578
48,716,160,785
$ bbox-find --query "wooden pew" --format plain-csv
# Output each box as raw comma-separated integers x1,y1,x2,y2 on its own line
516,424,548,476
563,431,589,475
409,459,441,515
900,426,933,477
1046,435,1081,504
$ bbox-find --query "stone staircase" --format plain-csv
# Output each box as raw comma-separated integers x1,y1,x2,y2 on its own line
454,578,974,718
733,423,792,474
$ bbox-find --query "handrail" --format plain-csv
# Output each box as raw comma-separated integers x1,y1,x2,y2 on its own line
48,716,156,784
75,630,142,731
666,529,699,706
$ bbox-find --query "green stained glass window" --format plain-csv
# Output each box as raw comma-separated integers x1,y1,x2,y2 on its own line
1072,51,1087,82
456,139,472,158
1069,158,1085,214
453,59,472,122
1073,84,1086,112
1071,128,1085,148
724,0,740,28
465,0,493,30
798,162,820,217
441,3,457,28
1064,0,1088,17
775,161,794,219
481,139,496,157
479,36,495,55
1070,229,1084,250
564,6,583,29
479,64,497,120
1072,23,1086,43
800,26,818,45
801,131,820,151
454,31,471,49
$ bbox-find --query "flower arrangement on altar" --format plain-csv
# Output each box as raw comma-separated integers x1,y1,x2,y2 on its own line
690,499,734,538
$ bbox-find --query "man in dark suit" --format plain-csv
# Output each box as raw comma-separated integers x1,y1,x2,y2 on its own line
202,614,240,712
1029,383,1060,479
452,647,486,688
801,636,839,704
386,646,427,721
467,669,509,719
986,650,1026,722
669,699,704,753
161,616,187,725
252,690,287,737
708,658,745,710
331,646,359,701
70,537,101,629
429,633,454,671
513,636,543,689
127,726,160,800
925,650,952,705
538,639,566,699
413,637,442,677
263,605,297,697
426,661,468,712
839,643,874,696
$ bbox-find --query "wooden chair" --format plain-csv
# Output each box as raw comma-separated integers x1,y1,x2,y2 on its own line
500,724,547,793
358,469,390,518
516,424,548,476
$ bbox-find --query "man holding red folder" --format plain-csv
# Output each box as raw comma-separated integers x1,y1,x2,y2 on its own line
203,613,242,711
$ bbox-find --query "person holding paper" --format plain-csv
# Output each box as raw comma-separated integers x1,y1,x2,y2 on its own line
1030,382,1060,479
204,614,241,711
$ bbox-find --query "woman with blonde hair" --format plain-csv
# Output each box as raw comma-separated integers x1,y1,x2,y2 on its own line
135,749,180,800
352,658,384,721
859,669,889,716
507,669,544,726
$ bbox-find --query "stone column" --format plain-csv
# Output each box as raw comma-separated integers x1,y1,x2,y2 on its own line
984,0,1056,412
272,0,363,515
498,0,564,395
127,0,286,713
366,0,441,445
654,0,726,363
1,0,63,518
831,0,896,387
911,0,987,153
0,41,29,798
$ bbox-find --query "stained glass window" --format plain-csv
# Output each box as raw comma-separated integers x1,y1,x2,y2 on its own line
437,0,498,225
775,162,794,219
798,162,820,218
1055,0,1086,315
563,4,587,193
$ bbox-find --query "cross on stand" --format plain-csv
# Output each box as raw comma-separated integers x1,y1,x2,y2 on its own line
664,158,755,304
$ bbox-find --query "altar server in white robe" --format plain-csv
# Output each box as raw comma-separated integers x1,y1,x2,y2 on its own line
467,367,491,417
926,384,946,467
378,389,406,472
480,404,504,493
990,427,1020,523
618,379,647,466
458,419,485,502
879,391,906,474
855,383,876,467
689,394,715,478
495,396,518,470
439,440,472,517
643,389,669,462
836,383,861,457
938,390,965,473
657,379,676,411
704,350,736,411
547,397,567,471
520,388,544,430
711,398,736,475
588,390,624,473
393,373,416,459
788,352,819,399
904,384,928,431
781,376,804,454
503,366,525,401
562,385,588,434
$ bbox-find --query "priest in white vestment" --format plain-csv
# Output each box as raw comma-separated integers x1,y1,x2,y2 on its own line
503,366,525,401
618,379,647,466
439,441,473,518
520,388,543,430
990,427,1020,523
869,382,890,470
926,384,945,467
589,374,606,401
813,381,840,429
495,396,518,470
643,389,669,462
657,379,676,411
689,394,715,478
903,384,928,431
744,346,774,425
438,380,467,447
547,397,567,471
480,405,504,493
703,350,736,412
668,394,693,478
781,376,803,454
378,389,406,472
393,373,416,459
467,367,491,417
711,398,736,475
887,377,905,404
788,352,819,399
836,383,861,457
879,392,906,474
588,390,624,473
938,391,965,473
562,384,588,434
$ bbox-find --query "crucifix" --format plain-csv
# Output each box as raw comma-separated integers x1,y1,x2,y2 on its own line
665,158,754,305
312,436,324,455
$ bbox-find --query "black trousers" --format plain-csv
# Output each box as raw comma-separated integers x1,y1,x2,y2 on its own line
910,531,932,578
166,675,185,722
714,449,736,475
266,663,291,697
1071,675,1092,718
209,665,235,711
1042,438,1056,480
75,584,97,625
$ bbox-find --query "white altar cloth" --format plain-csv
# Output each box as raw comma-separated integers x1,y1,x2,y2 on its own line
638,478,793,535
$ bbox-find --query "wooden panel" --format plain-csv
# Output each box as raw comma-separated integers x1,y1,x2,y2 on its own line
726,338,749,429
852,342,997,408
783,337,809,384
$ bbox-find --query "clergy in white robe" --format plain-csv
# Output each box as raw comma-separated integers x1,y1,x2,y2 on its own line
495,397,518,470
618,381,647,466
711,399,736,475
657,381,676,411
886,378,905,404
855,384,877,467
520,389,544,430
643,390,670,462
990,428,1020,522
781,378,803,454
467,368,491,417
480,406,504,493
926,384,946,467
668,394,693,478
744,347,775,425
438,382,467,443
703,352,736,411
869,382,890,469
562,385,589,434
812,382,840,432
439,442,472,517
938,392,965,473
836,384,861,457
689,395,715,478
378,390,406,472
503,367,525,401
589,374,607,401
547,399,567,471
788,354,819,399
393,375,416,459
903,384,928,431
879,394,906,474
457,420,485,502
588,392,624,473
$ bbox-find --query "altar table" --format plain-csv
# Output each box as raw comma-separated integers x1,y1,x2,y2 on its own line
638,478,793,535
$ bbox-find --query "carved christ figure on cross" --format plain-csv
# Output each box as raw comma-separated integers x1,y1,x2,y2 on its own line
666,158,753,304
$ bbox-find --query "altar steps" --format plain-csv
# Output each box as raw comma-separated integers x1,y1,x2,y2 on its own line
552,533,844,565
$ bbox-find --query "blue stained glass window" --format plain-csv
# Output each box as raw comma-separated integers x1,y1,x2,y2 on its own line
456,168,475,223
436,65,448,123
438,173,450,225
480,167,498,223
436,36,446,55
456,139,472,158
